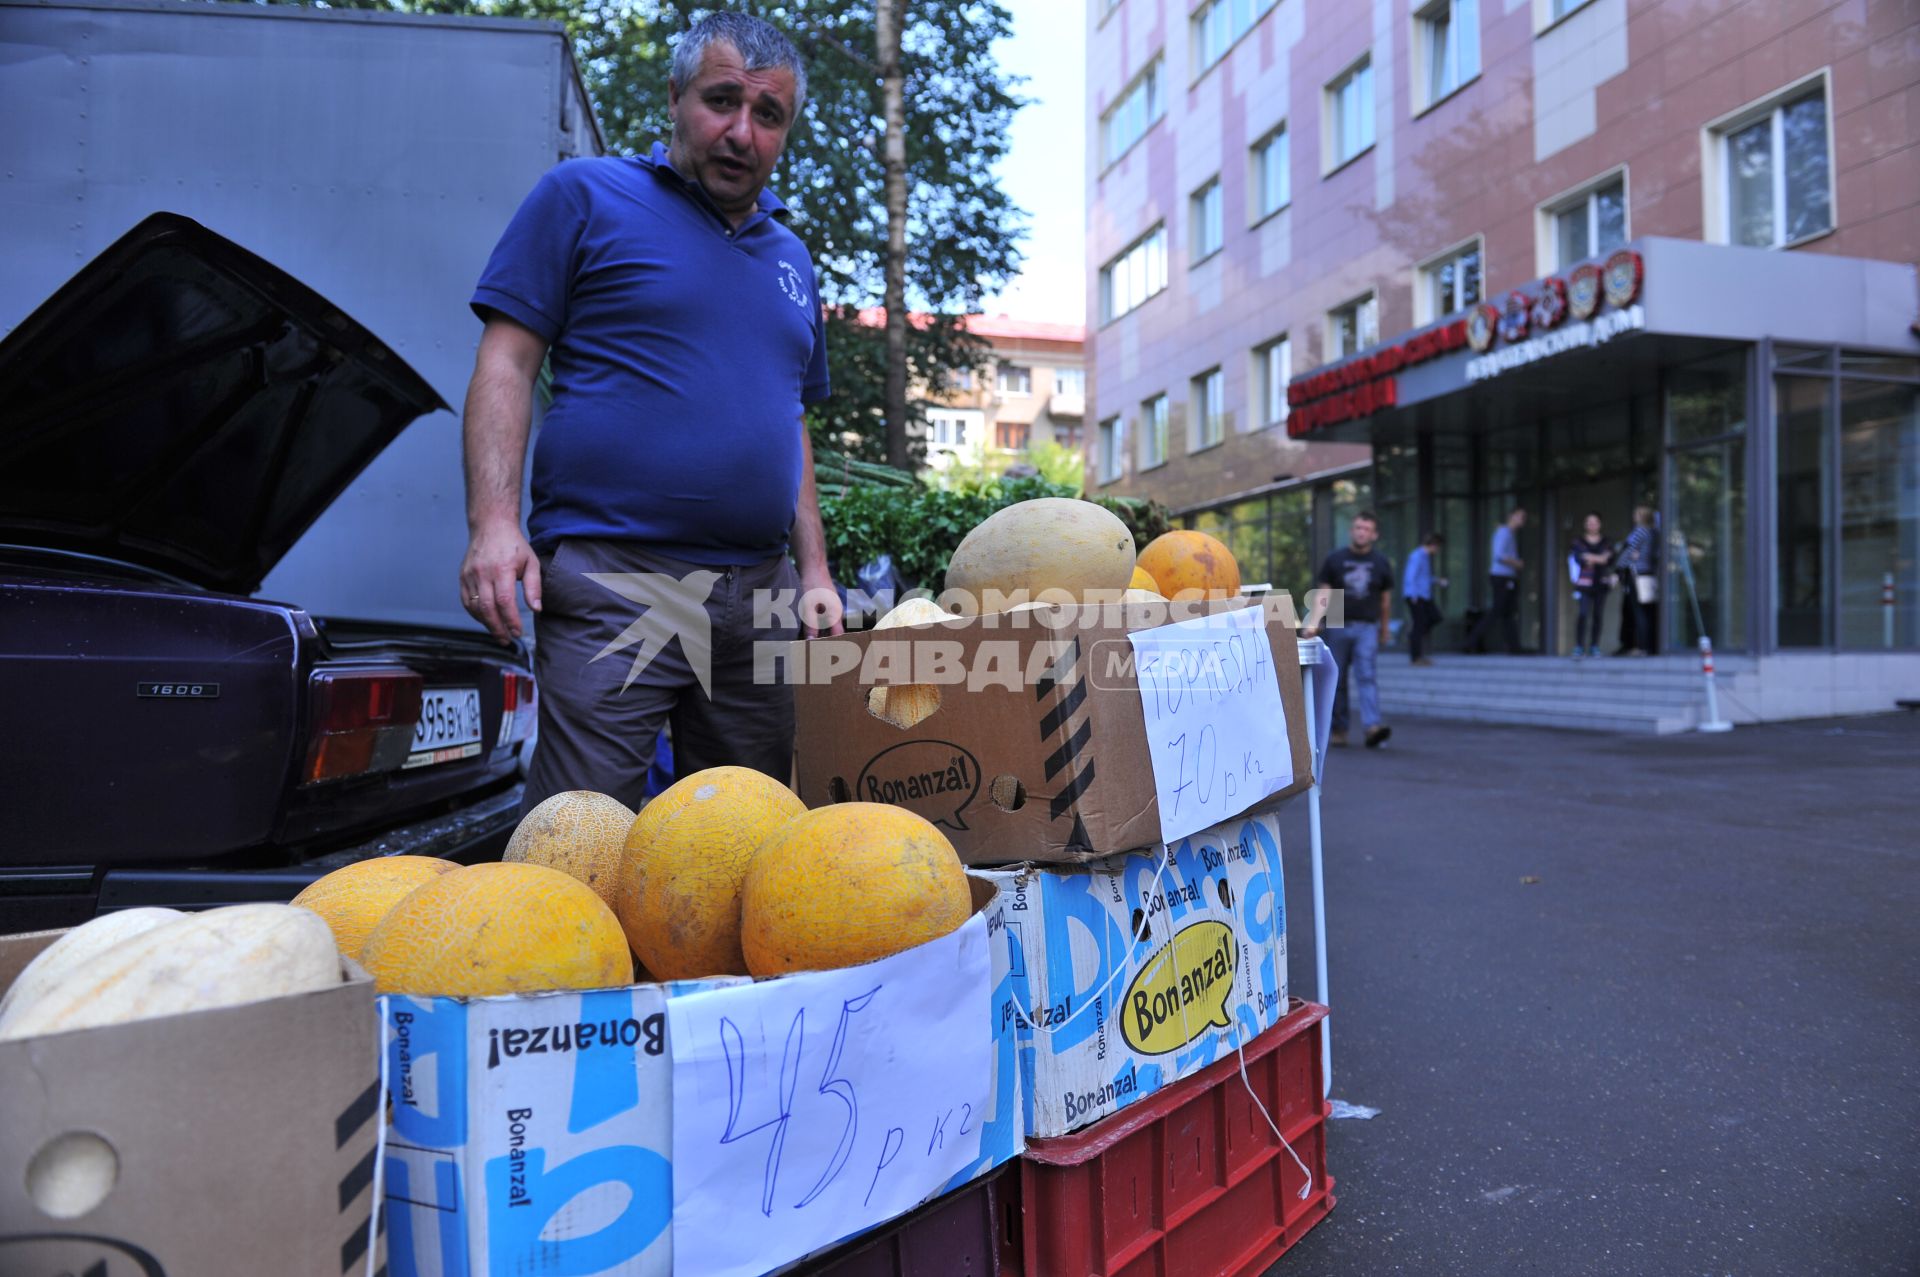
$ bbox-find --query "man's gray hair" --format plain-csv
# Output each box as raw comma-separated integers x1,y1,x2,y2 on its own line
671,12,808,114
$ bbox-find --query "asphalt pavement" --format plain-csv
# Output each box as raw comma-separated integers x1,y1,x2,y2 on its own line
1261,710,1920,1277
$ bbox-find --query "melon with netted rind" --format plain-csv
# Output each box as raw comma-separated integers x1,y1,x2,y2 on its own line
292,856,457,960
740,803,971,976
615,767,806,980
504,790,636,910
360,862,633,997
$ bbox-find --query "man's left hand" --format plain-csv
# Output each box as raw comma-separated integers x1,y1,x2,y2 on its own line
799,568,844,637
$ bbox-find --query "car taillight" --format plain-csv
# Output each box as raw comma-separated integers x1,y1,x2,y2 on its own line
303,669,424,784
498,671,537,748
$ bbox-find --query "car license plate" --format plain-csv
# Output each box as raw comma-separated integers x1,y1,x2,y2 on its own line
405,686,483,769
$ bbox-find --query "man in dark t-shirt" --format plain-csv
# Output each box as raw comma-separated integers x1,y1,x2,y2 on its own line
1303,511,1395,748
457,13,842,812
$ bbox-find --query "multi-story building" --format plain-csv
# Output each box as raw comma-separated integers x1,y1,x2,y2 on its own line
1086,0,1920,715
908,314,1086,474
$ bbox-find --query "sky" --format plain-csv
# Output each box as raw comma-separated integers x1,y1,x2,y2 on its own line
977,0,1087,327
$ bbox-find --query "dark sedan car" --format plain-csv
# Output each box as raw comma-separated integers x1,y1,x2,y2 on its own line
0,213,534,930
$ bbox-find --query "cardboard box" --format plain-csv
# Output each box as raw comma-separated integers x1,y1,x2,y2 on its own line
380,879,1022,1277
0,930,382,1277
792,600,1311,865
975,810,1289,1139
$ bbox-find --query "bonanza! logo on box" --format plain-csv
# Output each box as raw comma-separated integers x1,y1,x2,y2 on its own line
1120,919,1239,1054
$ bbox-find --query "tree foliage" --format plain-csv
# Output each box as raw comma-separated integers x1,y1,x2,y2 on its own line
288,0,1025,463
821,476,1172,597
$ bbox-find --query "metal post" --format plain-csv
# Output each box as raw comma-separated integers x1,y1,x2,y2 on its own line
1885,572,1896,650
1299,640,1333,1098
1698,636,1733,733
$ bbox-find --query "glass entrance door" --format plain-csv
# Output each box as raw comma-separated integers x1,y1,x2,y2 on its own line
1666,352,1750,651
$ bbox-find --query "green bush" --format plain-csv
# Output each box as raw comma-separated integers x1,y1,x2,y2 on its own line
820,476,1173,595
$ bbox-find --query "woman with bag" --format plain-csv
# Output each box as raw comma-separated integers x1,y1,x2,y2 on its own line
1570,512,1614,657
1615,506,1659,656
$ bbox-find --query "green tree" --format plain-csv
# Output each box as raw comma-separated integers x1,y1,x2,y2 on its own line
294,0,1025,465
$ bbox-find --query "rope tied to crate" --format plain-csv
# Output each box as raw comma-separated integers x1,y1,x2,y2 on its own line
1004,837,1312,1199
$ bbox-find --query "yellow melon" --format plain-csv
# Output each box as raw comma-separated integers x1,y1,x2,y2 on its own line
1129,565,1159,592
740,803,971,976
291,856,457,960
1136,530,1242,599
503,790,636,910
942,498,1135,614
0,907,183,1024
615,767,806,980
360,862,633,997
0,904,341,1040
865,596,954,730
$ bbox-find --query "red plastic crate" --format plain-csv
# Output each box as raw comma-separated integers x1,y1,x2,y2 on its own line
797,1162,1021,1276
1014,999,1334,1277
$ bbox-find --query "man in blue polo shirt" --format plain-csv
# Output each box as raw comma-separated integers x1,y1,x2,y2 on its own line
457,12,840,812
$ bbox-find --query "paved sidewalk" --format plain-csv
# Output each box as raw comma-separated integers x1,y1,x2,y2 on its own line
1263,712,1920,1277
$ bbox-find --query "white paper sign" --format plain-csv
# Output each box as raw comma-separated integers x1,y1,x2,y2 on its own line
667,912,994,1277
1129,607,1295,843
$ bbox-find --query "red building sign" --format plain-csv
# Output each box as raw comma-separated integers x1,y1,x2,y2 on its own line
1285,318,1468,437
1286,248,1646,435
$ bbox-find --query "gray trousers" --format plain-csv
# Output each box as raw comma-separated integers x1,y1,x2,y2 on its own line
520,537,800,816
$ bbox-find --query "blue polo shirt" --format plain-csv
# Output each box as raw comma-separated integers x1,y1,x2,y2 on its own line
472,145,831,565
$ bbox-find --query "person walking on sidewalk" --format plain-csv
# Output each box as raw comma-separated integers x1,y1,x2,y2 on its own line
1304,511,1394,749
1465,507,1527,654
1615,505,1660,656
1404,531,1446,666
1569,512,1614,658
457,12,843,815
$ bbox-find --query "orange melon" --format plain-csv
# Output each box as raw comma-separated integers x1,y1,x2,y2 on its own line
360,862,633,997
1136,530,1242,599
292,856,457,960
740,803,971,976
615,767,805,980
504,790,636,910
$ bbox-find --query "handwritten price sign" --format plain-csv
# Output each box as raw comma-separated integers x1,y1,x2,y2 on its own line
666,913,993,1277
1129,607,1295,844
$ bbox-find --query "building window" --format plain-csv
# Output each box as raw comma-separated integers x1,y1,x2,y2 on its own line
1256,335,1290,429
1328,294,1378,360
1141,394,1170,468
1099,224,1168,324
1054,367,1085,398
1098,415,1125,483
996,364,1032,395
952,367,975,391
1191,178,1223,262
1713,81,1833,249
1191,368,1225,450
1415,0,1479,110
996,422,1031,451
1253,125,1289,220
930,415,967,446
1547,0,1592,21
1416,238,1484,324
1057,420,1083,449
1325,57,1375,171
1193,0,1279,76
1101,59,1163,167
1544,172,1627,269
